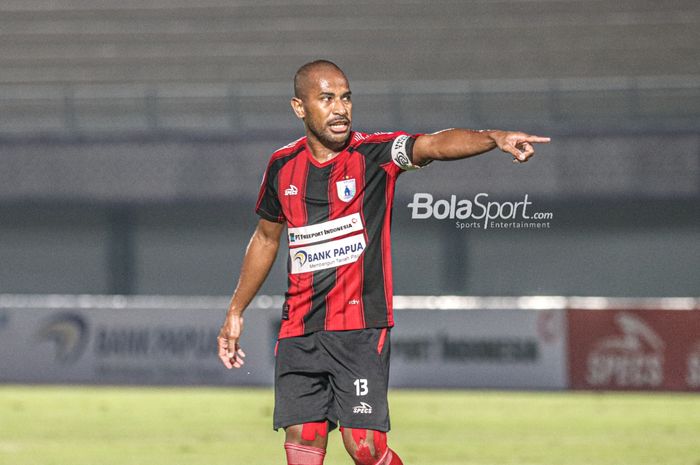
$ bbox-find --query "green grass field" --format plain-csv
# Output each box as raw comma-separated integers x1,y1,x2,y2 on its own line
1,386,699,465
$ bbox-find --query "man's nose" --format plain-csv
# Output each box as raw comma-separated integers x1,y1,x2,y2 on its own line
332,98,348,115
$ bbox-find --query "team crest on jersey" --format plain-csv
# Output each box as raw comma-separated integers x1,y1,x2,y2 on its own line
336,178,356,203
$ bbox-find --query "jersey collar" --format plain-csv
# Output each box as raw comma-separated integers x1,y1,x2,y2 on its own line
304,132,354,168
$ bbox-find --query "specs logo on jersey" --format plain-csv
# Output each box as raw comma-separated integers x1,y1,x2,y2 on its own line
293,250,307,267
284,185,298,196
336,178,356,202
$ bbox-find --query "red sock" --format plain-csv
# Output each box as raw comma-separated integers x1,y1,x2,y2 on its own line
284,442,325,465
386,449,403,465
374,448,403,465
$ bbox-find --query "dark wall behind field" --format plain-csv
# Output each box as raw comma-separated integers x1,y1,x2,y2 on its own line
2,195,698,298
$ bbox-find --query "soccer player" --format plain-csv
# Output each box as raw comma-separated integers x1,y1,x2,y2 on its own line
217,60,550,465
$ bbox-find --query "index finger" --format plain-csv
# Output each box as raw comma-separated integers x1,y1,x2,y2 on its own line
523,135,551,143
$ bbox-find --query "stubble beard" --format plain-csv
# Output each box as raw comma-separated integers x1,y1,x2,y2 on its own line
307,119,351,152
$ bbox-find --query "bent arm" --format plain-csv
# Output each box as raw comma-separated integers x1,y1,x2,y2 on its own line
412,129,550,165
227,218,285,317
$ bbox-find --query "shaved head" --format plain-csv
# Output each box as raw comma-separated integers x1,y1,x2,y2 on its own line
294,60,347,99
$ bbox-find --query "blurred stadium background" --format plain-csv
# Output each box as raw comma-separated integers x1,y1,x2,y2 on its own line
0,0,699,464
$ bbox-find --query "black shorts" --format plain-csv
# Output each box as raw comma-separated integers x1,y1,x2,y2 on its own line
273,327,391,432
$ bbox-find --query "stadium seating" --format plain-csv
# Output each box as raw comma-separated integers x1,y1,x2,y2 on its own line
1,0,698,83
0,0,698,135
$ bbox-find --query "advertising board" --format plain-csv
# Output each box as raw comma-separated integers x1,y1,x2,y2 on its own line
0,296,567,389
567,309,700,391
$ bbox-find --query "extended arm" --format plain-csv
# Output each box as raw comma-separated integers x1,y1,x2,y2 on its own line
218,218,285,369
412,129,550,166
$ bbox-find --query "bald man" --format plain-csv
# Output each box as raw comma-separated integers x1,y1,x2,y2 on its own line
218,59,550,465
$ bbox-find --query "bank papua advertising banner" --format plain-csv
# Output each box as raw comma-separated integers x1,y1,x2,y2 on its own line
0,304,278,386
567,309,700,392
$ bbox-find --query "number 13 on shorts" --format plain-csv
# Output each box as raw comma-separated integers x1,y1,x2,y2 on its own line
354,378,368,396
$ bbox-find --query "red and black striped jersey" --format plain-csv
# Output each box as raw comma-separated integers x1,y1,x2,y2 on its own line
256,131,423,339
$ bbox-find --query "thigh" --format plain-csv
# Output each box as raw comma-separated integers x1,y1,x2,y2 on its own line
273,334,338,430
320,328,391,432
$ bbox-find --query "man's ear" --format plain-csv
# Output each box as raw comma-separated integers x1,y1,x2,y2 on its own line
290,98,305,119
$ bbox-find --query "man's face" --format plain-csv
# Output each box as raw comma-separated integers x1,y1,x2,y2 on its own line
292,68,352,150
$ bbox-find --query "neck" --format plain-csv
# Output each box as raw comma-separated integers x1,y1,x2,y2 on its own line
306,133,349,163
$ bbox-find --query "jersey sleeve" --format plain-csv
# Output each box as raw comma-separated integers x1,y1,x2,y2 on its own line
255,161,285,223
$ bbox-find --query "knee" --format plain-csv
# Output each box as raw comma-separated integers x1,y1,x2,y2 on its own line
285,422,329,448
341,428,389,465
284,423,328,465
